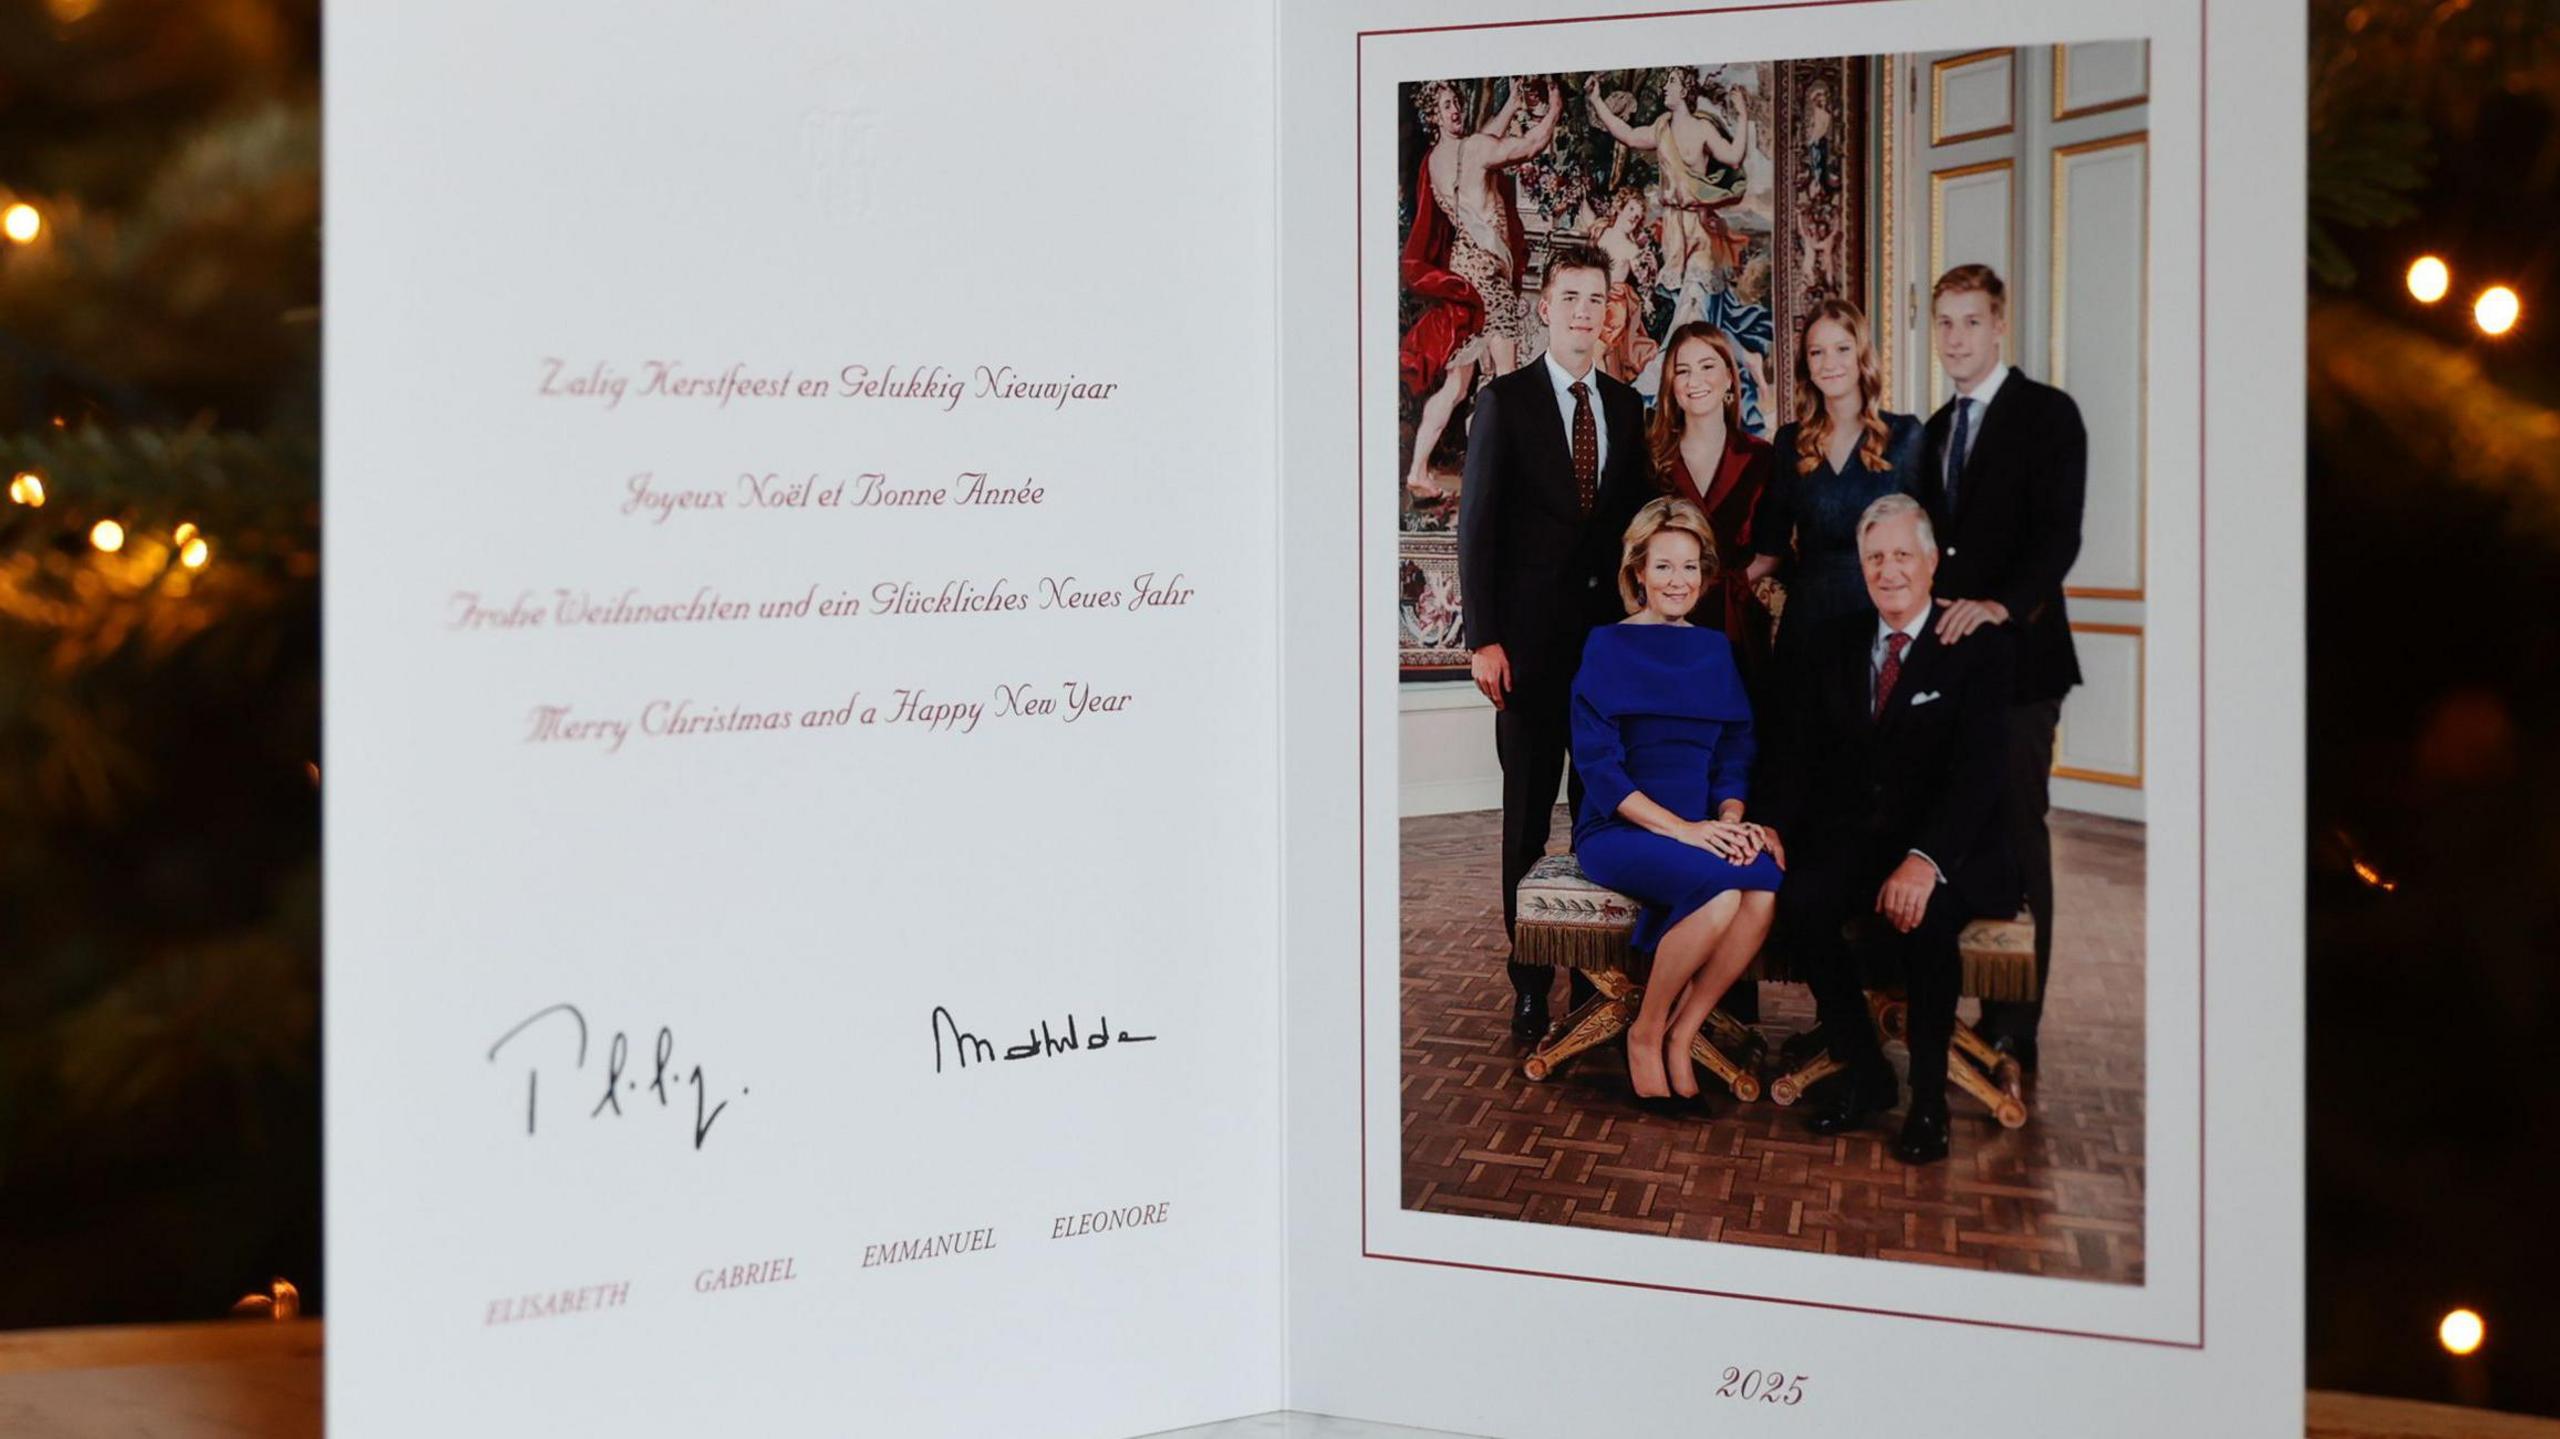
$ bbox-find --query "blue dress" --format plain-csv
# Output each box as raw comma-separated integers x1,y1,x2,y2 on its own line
1569,623,1784,953
1752,412,1924,647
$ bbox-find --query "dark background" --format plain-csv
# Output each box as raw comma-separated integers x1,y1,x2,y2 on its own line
0,0,2554,1417
2304,0,2560,1416
0,0,321,1330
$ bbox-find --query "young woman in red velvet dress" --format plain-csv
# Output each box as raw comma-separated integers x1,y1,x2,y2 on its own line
1646,323,1781,693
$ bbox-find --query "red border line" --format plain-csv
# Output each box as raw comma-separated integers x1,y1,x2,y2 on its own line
1372,1251,2202,1349
1362,0,1911,41
1357,32,1372,1257
1355,1,2210,1351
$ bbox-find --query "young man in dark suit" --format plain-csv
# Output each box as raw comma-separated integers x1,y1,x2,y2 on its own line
1456,243,1654,1043
1918,264,2087,1073
1755,494,2019,1164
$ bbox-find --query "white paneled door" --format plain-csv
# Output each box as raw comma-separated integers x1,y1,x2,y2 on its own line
1890,44,2150,819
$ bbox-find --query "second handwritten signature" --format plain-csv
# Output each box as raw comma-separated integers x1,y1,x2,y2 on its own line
930,1007,1155,1074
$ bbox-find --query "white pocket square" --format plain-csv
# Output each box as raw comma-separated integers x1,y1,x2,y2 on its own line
1908,691,1943,706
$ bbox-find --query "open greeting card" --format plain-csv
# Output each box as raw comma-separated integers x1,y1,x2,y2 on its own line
326,2,2303,1434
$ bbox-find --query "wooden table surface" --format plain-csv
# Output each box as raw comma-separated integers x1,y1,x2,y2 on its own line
0,1321,2550,1438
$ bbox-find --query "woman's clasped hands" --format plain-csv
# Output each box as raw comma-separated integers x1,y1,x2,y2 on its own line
1680,817,1767,865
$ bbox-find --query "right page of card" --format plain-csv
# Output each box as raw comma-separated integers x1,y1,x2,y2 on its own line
1277,2,2304,1433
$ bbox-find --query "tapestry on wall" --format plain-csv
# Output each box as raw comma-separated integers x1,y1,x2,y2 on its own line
1394,59,1866,676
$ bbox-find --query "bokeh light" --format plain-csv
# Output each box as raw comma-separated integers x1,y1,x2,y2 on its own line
2,203,41,244
88,519,124,552
8,471,43,507
2406,255,2450,303
2473,285,2521,336
2439,1308,2486,1357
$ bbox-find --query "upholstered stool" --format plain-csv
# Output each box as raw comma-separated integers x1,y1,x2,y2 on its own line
1511,853,1769,1099
1511,854,2036,1128
1764,914,2036,1129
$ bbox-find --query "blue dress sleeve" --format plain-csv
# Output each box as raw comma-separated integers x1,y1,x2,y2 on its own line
1707,647,1757,811
1570,637,1637,822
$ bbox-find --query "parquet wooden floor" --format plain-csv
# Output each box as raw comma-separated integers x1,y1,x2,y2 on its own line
1399,807,2147,1284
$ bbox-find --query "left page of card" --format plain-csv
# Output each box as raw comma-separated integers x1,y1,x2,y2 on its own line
324,5,1281,1435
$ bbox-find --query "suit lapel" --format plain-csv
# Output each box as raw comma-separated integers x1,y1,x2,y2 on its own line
1602,374,1642,467
1836,620,1880,732
1919,403,1954,510
1520,363,1576,509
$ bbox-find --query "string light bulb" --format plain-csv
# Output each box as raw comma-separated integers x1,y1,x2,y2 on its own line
89,519,124,553
173,521,197,547
1,203,40,245
2406,255,2450,304
2439,1308,2486,1356
8,471,42,507
180,536,210,569
2474,286,2521,337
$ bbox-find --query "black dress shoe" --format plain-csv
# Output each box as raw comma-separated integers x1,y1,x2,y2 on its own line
1777,1023,1830,1069
1891,1106,1952,1165
1803,1069,1896,1136
1633,1090,1717,1120
1985,1032,2040,1075
1510,990,1550,1044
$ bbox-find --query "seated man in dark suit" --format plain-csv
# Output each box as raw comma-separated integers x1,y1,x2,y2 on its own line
1755,493,2018,1164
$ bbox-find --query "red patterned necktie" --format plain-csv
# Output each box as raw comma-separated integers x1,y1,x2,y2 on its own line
1874,630,1910,721
1569,380,1597,515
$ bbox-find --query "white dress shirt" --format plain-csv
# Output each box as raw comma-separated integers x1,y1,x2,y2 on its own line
1543,351,1608,473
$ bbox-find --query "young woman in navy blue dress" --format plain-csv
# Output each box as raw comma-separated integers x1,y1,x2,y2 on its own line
1571,497,1783,1102
1749,298,1925,660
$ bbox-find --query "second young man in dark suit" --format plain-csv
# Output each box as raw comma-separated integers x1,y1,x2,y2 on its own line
1457,244,1654,1043
1917,264,2088,1072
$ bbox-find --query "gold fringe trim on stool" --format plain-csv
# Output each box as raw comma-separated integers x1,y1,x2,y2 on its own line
1957,916,2040,1002
1512,924,1634,972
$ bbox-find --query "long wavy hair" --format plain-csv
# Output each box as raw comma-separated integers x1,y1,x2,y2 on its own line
1645,322,1747,488
1790,298,1891,476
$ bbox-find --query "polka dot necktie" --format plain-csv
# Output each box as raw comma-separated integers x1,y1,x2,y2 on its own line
1569,381,1597,515
1874,630,1910,721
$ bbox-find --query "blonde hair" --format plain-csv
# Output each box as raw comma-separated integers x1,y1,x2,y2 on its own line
1646,323,1747,485
1791,298,1891,476
1617,496,1718,614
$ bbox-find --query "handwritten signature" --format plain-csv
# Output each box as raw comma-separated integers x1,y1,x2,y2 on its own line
488,1003,744,1149
930,1007,1155,1073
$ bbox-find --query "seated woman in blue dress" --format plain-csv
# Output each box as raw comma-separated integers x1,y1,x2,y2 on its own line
1572,497,1784,1105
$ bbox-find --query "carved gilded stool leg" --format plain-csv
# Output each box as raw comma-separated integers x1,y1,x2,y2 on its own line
1944,1039,2030,1129
1769,992,1900,1106
1522,964,1636,1082
1688,1032,1762,1102
1768,1051,1842,1107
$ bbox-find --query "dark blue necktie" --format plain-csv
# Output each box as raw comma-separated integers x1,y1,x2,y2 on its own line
1946,397,1973,512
